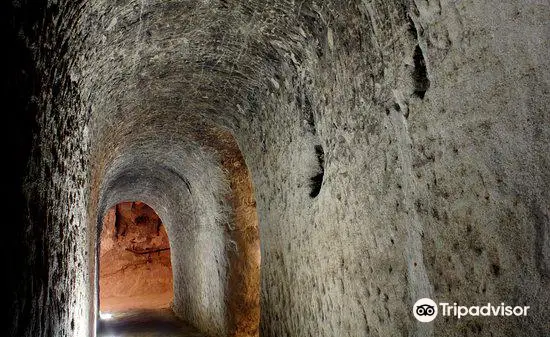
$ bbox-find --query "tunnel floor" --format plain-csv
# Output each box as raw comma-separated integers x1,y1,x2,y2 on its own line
97,309,206,337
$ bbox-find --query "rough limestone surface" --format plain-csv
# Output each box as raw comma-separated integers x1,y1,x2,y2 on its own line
4,1,549,337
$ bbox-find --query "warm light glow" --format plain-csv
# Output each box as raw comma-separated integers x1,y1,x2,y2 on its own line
99,312,113,320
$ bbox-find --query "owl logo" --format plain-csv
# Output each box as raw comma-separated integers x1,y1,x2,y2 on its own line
413,298,438,322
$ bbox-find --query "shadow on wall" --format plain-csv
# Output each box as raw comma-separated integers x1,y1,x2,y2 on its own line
99,202,173,312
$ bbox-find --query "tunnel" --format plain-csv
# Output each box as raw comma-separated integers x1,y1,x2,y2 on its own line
3,1,549,337
99,201,174,313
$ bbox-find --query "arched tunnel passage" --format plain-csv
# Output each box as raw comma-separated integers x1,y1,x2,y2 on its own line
6,1,549,337
92,127,261,337
99,201,173,313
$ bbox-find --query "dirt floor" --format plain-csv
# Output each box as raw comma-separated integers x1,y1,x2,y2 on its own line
97,309,206,337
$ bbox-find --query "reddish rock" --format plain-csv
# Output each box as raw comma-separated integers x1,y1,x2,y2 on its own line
99,202,173,312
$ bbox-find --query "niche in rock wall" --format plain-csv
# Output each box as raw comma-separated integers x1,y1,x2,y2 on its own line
99,201,173,312
310,144,325,198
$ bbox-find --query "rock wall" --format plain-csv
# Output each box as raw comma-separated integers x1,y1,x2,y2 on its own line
4,1,93,336
99,202,173,312
4,1,549,337
236,2,550,335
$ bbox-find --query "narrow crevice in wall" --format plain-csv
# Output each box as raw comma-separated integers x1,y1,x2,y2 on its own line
299,87,325,199
406,11,430,100
310,144,325,198
412,45,430,99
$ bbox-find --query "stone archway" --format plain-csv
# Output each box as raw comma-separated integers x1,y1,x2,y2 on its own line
91,122,262,337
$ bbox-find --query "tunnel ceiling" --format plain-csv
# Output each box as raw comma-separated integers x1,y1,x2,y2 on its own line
86,0,331,238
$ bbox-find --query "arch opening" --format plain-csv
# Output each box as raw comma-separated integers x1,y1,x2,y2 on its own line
92,127,261,336
98,201,173,313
